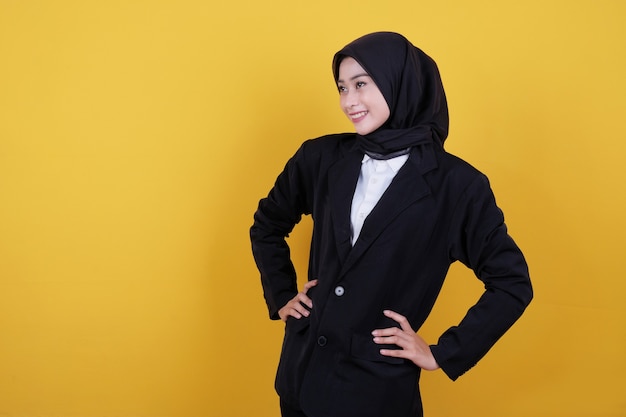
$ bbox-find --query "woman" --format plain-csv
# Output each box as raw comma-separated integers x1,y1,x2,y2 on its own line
250,32,532,417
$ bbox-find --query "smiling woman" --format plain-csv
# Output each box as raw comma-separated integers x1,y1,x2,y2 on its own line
250,32,532,417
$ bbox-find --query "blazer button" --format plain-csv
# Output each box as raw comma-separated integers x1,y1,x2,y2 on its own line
334,286,345,296
317,336,328,347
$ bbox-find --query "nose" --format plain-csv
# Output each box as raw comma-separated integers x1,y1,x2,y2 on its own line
342,89,359,108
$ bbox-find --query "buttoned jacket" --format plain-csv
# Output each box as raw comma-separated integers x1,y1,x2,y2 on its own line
250,133,532,417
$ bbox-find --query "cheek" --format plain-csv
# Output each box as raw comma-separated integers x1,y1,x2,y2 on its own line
339,95,346,108
381,105,391,121
339,97,349,114
376,97,391,123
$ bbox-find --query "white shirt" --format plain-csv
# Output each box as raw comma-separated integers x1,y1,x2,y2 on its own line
350,153,409,245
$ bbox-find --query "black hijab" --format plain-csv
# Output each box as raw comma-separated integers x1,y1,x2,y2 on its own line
332,32,449,157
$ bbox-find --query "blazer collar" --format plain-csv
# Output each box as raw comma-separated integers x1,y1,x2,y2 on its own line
328,144,439,277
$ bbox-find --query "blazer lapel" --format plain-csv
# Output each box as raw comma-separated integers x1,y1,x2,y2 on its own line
339,146,438,276
327,150,362,267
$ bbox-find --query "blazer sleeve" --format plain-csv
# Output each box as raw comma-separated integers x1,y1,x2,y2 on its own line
430,173,533,380
250,142,314,320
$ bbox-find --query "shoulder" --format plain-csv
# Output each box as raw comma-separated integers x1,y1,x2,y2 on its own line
300,133,357,154
433,148,493,193
291,133,357,167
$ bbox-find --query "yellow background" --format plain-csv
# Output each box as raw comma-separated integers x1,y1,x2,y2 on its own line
1,1,625,416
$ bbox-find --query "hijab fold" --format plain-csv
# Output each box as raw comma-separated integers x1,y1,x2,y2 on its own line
332,32,449,157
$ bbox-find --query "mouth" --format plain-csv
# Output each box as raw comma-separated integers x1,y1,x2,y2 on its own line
349,111,368,123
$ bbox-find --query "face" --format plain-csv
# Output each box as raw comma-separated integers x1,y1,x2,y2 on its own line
337,57,390,135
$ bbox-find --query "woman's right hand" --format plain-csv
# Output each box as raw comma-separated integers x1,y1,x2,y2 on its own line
278,279,319,322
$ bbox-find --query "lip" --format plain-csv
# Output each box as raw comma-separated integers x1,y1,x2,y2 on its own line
349,110,368,123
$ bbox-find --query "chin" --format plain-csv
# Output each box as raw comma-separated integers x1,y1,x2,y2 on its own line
355,126,374,135
355,121,386,136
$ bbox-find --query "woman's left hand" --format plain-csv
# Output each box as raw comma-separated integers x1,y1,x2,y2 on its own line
372,309,440,371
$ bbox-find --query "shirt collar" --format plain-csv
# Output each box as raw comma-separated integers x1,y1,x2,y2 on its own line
361,153,409,174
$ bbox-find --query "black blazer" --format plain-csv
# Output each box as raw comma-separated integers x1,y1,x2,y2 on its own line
251,134,532,417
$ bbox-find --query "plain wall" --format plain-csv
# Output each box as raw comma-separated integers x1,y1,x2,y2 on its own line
1,1,625,416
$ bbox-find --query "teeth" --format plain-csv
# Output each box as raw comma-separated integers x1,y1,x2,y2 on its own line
350,111,367,119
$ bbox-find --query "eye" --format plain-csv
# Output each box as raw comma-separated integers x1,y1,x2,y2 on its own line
356,81,367,89
337,85,347,94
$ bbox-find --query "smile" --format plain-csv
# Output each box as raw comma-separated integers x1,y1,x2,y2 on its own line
349,111,368,122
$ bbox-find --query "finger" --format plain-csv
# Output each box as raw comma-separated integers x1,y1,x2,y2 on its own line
371,326,401,337
290,300,311,317
303,279,318,291
279,291,314,321
379,348,410,359
296,293,313,309
287,304,309,319
373,333,413,348
290,310,303,319
383,310,414,333
298,303,311,316
279,306,301,321
373,335,400,346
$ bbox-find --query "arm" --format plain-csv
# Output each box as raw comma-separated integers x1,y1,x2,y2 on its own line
373,174,532,379
250,143,314,320
431,174,533,380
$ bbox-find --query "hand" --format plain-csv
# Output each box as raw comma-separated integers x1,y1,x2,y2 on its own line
372,309,440,371
278,279,318,322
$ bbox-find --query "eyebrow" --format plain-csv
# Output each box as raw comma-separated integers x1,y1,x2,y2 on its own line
337,73,370,83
